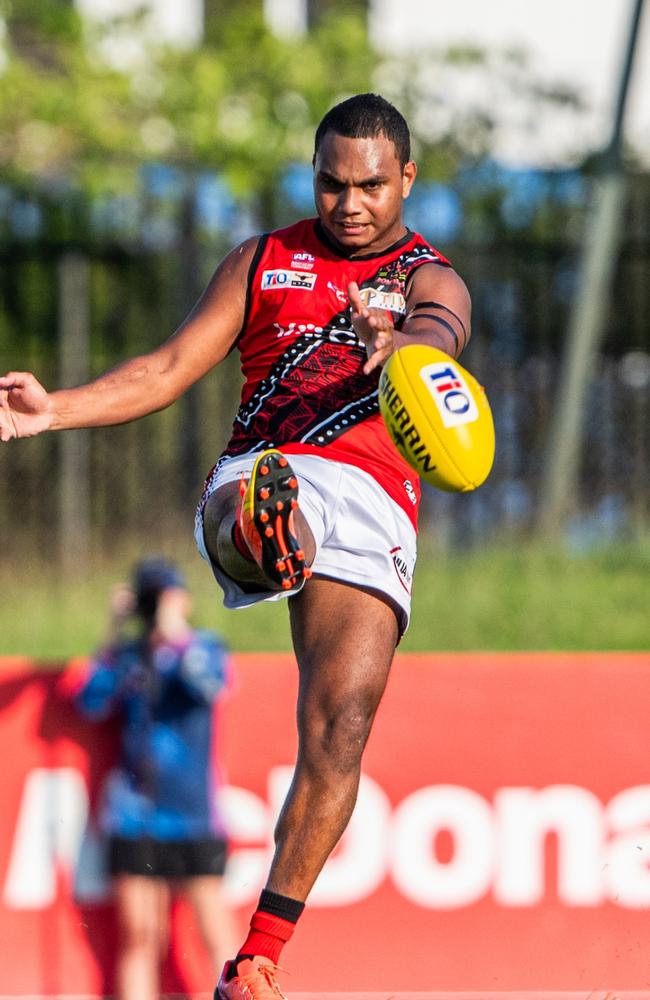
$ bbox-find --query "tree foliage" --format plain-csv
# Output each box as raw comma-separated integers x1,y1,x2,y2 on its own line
0,0,376,199
0,0,590,203
375,43,587,180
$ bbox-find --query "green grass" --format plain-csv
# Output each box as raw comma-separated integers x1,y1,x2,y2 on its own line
406,540,650,651
1,539,648,659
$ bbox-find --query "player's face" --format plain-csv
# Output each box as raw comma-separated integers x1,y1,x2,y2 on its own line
313,131,417,255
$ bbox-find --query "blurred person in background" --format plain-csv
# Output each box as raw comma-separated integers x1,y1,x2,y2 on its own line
75,557,239,1000
1,94,470,999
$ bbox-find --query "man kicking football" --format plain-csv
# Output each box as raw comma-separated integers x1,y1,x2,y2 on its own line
0,93,470,999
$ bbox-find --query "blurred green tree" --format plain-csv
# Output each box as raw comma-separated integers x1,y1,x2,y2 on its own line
0,0,376,219
0,0,586,207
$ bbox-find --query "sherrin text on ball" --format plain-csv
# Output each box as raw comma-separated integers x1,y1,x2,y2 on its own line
378,344,495,492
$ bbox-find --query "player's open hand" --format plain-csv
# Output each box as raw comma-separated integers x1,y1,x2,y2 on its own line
0,372,53,441
348,281,395,375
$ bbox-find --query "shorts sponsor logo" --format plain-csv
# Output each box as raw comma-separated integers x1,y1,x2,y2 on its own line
291,252,315,270
360,286,407,314
390,545,413,594
261,269,317,291
421,362,479,428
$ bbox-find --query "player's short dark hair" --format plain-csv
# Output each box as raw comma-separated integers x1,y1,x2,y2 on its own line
314,93,411,167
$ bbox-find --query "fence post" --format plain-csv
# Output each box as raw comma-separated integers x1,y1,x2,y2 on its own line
536,173,627,533
536,0,645,536
58,253,91,578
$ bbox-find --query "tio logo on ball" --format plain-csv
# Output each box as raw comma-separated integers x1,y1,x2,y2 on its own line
421,362,479,428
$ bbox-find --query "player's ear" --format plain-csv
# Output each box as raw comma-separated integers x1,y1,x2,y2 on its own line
402,161,417,199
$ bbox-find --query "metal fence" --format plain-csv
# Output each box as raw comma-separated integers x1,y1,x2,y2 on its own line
1,173,648,571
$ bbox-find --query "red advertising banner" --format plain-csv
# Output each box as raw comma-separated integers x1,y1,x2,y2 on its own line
1,653,650,995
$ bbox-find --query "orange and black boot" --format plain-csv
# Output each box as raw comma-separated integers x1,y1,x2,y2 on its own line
237,449,312,592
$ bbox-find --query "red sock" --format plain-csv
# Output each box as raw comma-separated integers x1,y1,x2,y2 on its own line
237,910,297,965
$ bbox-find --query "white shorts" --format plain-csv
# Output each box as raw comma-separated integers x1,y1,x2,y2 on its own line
194,453,418,636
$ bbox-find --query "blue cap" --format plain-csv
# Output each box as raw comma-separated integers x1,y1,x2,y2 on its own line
133,557,186,605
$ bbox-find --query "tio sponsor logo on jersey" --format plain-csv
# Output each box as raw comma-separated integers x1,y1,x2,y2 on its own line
5,767,650,912
261,269,317,291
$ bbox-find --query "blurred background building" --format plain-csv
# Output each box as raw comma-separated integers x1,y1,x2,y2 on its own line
0,0,648,573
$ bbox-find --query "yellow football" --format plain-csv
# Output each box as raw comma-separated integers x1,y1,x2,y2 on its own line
378,344,495,492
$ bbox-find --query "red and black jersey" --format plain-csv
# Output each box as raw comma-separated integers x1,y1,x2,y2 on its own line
222,217,451,527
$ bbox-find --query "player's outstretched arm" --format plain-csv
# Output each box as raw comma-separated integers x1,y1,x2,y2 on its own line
0,237,259,442
0,371,53,441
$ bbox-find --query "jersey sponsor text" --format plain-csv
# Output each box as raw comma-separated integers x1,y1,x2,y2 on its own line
261,269,317,291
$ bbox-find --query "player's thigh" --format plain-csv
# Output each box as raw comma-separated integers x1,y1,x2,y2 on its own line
289,577,398,729
113,874,171,945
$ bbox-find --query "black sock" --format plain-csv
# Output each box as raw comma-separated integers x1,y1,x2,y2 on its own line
257,888,305,923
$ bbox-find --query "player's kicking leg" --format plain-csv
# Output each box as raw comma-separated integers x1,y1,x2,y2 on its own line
215,578,399,1000
203,449,315,592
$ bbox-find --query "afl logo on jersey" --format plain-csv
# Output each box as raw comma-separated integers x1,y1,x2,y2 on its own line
262,269,317,291
291,252,315,270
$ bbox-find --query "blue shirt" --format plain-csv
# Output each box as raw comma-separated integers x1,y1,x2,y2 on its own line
76,630,229,841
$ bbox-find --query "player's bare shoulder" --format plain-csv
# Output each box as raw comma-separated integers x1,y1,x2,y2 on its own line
404,262,472,357
224,235,262,272
407,261,471,322
162,235,265,378
206,235,262,295
180,235,262,350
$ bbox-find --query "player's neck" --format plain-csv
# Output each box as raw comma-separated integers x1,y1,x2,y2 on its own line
315,219,410,259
